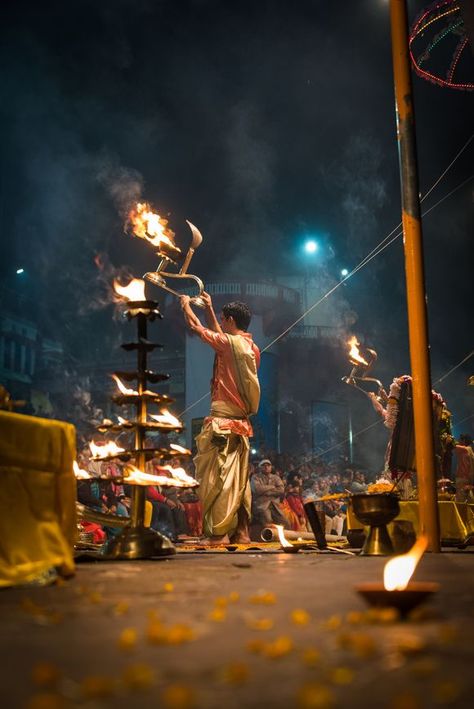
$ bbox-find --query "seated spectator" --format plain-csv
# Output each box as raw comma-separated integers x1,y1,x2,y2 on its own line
285,472,307,531
180,487,203,537
350,471,368,493
251,459,288,527
323,499,346,537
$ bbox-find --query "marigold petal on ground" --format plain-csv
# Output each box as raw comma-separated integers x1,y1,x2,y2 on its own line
228,591,240,603
208,608,227,622
118,627,138,651
221,662,250,685
245,617,274,631
322,615,342,631
328,667,355,686
80,675,115,699
291,609,311,626
161,684,196,709
113,600,130,616
122,663,156,690
163,583,174,593
263,635,293,659
249,591,277,605
31,662,61,689
301,647,321,667
26,693,67,709
246,638,266,654
297,682,336,709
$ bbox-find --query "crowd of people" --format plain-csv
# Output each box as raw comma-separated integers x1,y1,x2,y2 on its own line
76,444,377,544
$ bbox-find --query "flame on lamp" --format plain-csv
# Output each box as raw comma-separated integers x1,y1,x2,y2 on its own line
383,535,428,591
275,524,293,548
348,336,369,366
112,374,137,396
124,464,197,487
170,443,191,455
129,202,181,254
150,409,182,428
89,440,126,458
113,278,146,302
73,461,91,479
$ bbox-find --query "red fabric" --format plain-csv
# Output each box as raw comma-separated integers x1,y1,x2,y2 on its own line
147,486,167,503
183,501,203,536
80,521,106,544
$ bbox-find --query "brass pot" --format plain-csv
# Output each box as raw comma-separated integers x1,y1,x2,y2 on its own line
351,493,400,556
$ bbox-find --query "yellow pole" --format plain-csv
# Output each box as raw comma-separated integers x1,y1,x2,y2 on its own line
389,0,440,551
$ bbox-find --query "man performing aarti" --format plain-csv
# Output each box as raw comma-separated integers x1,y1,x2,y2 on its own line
180,292,260,545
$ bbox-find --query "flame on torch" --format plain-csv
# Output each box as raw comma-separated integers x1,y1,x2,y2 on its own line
129,202,180,254
73,461,91,479
383,535,428,591
150,409,182,428
348,336,369,366
113,278,146,302
89,440,126,459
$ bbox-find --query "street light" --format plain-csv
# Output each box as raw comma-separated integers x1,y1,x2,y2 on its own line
304,239,318,254
341,268,349,277
16,268,25,275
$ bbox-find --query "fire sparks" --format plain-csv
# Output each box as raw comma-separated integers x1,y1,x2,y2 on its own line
89,440,125,459
150,409,182,428
113,278,146,302
124,465,197,487
128,202,180,254
383,536,428,591
73,461,91,479
348,336,369,366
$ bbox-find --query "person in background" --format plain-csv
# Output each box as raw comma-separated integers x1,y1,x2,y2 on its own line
251,459,288,527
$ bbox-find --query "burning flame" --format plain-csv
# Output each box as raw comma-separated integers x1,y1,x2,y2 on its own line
150,409,182,428
112,375,159,398
348,336,369,366
170,443,191,455
113,278,146,302
124,464,197,487
73,461,91,479
89,440,126,459
112,374,137,396
383,535,428,591
275,524,293,548
129,202,180,253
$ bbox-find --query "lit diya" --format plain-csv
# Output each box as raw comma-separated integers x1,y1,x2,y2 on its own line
275,525,310,553
355,535,439,617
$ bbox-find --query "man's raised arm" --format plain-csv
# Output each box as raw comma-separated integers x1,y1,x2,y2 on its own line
180,296,205,335
201,292,223,334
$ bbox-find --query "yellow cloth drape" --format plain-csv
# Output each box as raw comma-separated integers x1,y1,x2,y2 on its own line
194,415,251,537
0,411,77,587
347,500,474,543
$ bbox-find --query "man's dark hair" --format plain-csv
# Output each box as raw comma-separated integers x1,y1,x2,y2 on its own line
222,301,251,331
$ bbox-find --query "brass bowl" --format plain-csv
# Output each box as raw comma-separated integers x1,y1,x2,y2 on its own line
351,493,400,556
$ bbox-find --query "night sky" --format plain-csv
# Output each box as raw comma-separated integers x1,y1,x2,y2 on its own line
1,0,473,430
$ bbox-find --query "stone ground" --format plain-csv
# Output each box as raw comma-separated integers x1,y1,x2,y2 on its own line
1,548,474,709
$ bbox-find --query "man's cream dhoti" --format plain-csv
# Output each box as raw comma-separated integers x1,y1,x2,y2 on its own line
194,401,252,538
